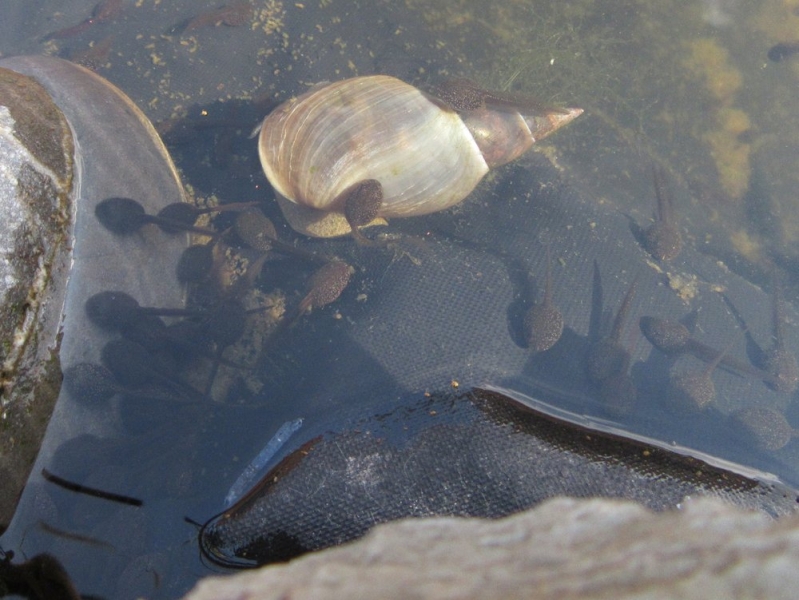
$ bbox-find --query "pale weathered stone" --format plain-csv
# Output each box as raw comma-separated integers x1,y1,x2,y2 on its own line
0,65,74,528
184,496,799,600
0,55,188,530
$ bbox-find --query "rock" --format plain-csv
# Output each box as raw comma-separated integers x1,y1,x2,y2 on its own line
184,496,799,600
0,55,189,531
0,65,74,529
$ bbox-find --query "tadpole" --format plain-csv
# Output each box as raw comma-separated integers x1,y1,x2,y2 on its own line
85,290,143,331
234,210,330,264
587,276,638,382
763,274,799,394
342,179,384,246
731,406,797,452
598,353,637,417
156,200,260,233
524,245,563,352
768,41,799,62
639,316,690,355
0,551,82,600
95,197,220,237
177,243,216,283
640,315,785,387
297,261,355,316
667,337,734,413
62,361,199,405
101,338,204,402
40,0,122,41
642,164,682,262
85,290,204,331
85,290,263,378
171,0,254,34
62,362,120,404
258,260,355,360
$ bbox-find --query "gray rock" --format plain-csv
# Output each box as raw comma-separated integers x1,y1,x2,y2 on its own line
0,65,74,528
0,56,188,529
184,497,799,600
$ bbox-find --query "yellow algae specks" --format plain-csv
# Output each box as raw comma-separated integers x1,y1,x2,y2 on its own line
703,107,751,199
683,37,750,200
253,0,285,36
730,228,763,263
666,272,699,303
685,38,742,103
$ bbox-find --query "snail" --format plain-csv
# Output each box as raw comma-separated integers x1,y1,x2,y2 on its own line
257,75,583,238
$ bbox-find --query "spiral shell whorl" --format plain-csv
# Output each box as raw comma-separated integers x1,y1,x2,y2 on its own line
460,108,535,169
258,75,490,219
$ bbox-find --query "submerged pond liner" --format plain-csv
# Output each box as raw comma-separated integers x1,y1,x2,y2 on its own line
0,55,188,595
202,387,799,567
3,91,799,593
3,14,799,598
241,151,799,479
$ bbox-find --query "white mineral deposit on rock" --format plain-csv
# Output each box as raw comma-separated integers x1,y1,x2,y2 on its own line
0,106,32,309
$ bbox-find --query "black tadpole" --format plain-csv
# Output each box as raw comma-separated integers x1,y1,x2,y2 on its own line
95,197,220,237
343,179,383,246
667,334,738,413
763,273,799,394
85,290,212,331
731,406,797,452
643,164,682,262
102,338,165,389
85,290,142,331
101,338,205,402
234,211,330,264
157,200,261,233
62,361,199,405
586,272,640,417
640,315,783,386
639,316,691,354
85,290,263,375
0,551,82,600
587,275,638,383
524,244,563,352
62,362,120,404
768,41,799,62
177,243,216,283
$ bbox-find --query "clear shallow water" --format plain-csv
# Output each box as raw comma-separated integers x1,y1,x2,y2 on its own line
3,0,799,598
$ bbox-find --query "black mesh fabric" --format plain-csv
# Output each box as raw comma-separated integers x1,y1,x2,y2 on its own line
254,154,799,481
202,389,799,567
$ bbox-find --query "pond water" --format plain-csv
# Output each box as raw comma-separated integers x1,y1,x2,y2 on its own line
3,0,799,598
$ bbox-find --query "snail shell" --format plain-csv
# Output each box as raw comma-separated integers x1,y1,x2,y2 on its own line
258,75,582,237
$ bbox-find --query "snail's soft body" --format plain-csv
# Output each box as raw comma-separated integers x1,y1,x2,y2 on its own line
258,75,582,238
